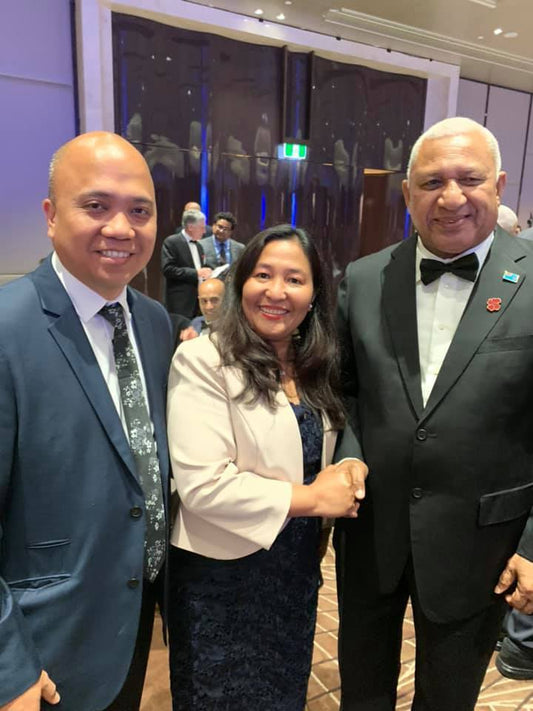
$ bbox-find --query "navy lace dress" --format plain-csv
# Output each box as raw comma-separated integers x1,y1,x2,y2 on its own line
168,402,323,710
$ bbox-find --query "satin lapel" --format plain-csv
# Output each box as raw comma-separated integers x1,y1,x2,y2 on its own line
382,237,424,419
32,263,137,479
423,230,527,418
129,292,169,485
178,232,195,268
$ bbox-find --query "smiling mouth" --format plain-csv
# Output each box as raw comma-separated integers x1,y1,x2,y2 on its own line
434,215,470,225
260,306,289,317
100,250,132,258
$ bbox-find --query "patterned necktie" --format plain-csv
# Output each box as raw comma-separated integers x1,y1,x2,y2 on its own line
100,303,165,581
218,240,227,266
419,253,479,285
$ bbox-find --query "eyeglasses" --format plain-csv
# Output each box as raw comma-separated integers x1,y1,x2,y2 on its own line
214,223,232,232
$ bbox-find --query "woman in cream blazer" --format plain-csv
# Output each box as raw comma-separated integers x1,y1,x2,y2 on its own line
167,225,367,711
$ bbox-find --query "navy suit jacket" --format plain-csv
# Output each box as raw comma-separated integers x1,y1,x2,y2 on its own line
161,230,206,317
0,258,173,709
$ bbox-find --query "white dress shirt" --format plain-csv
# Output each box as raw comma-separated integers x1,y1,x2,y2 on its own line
51,252,152,437
184,230,202,271
416,233,494,405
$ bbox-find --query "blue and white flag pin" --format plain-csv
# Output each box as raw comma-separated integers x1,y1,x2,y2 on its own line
502,270,520,283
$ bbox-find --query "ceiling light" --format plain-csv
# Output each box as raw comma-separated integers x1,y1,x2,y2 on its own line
284,1,293,4
477,35,484,39
254,8,264,15
493,27,503,35
276,13,286,20
504,31,518,38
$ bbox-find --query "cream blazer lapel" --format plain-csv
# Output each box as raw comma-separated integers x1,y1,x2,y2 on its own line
168,336,338,559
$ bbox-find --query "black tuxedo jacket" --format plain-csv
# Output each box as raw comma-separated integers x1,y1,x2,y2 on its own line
335,228,533,623
161,230,205,317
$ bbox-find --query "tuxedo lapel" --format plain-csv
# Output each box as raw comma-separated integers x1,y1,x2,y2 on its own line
382,237,424,419
31,262,138,481
177,232,196,268
423,230,528,417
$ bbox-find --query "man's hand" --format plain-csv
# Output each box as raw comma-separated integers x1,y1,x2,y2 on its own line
494,553,533,613
1,671,60,710
179,326,198,342
334,459,368,502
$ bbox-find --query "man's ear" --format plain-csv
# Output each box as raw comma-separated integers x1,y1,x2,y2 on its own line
496,171,507,203
42,198,57,239
402,179,410,209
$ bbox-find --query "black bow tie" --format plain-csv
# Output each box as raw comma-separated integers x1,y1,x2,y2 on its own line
420,253,479,285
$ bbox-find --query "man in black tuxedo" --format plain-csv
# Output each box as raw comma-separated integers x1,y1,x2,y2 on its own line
335,116,533,710
161,209,212,317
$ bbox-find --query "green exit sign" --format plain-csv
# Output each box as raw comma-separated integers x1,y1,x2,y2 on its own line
280,143,308,160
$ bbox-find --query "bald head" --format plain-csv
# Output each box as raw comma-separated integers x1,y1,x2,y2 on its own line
198,278,225,322
184,201,201,213
43,131,157,299
48,132,153,202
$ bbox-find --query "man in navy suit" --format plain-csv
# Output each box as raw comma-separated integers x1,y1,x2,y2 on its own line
335,117,533,710
0,132,173,710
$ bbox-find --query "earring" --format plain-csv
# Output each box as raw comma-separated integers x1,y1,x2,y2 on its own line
308,303,313,311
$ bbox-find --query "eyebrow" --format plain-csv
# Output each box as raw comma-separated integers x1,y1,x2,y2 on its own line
77,190,154,207
255,262,307,275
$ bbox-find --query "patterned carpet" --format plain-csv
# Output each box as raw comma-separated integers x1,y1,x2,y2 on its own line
141,545,533,710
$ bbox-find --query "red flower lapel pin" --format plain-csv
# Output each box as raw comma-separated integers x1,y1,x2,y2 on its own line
486,297,502,312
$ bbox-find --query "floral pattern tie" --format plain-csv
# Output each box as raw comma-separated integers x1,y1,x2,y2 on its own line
100,303,165,581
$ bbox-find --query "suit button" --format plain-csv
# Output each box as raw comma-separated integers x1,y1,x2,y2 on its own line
416,428,428,441
412,488,423,499
127,578,140,589
130,506,143,518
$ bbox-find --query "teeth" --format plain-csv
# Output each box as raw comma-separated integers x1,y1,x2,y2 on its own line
261,307,287,315
101,250,130,258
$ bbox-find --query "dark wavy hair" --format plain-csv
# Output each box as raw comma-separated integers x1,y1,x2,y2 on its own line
214,224,345,429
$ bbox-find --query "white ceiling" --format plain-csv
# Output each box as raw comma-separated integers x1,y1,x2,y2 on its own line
186,0,533,92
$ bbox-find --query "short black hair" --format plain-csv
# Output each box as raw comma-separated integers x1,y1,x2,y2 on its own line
213,211,237,230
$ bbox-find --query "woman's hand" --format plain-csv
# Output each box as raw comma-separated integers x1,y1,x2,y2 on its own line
289,459,368,518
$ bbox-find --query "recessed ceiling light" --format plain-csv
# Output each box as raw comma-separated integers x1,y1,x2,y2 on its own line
504,31,518,38
493,27,503,35
276,13,286,20
477,35,484,39
284,1,293,4
254,8,264,15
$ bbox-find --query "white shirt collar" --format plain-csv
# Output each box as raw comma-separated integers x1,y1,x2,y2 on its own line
51,252,130,323
415,231,494,284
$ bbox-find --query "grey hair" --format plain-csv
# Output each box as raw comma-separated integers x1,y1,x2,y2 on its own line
182,209,206,228
406,117,502,181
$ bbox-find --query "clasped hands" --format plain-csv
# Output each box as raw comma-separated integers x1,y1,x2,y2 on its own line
495,553,533,614
311,458,368,519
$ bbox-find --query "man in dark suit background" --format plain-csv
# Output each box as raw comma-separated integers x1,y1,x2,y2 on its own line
334,117,533,710
199,211,245,272
0,132,173,710
161,209,212,317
